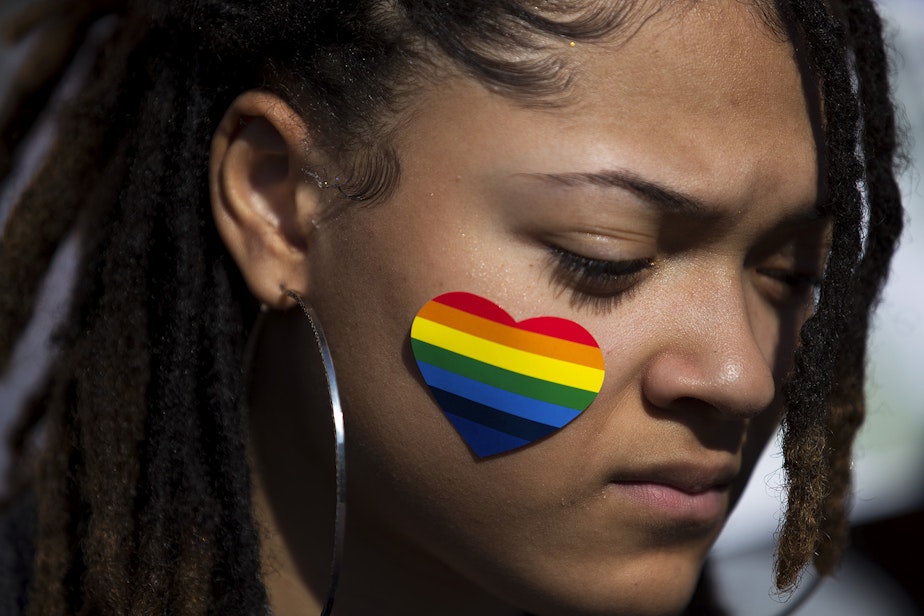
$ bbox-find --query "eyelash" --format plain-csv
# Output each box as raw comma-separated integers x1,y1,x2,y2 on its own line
757,268,822,288
547,247,822,311
547,246,654,311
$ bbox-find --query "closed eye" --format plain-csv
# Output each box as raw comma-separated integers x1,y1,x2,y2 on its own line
755,266,822,305
547,246,653,312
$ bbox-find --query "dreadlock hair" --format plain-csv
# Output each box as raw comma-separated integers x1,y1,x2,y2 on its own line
0,0,904,613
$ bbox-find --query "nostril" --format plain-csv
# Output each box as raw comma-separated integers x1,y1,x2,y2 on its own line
641,394,752,452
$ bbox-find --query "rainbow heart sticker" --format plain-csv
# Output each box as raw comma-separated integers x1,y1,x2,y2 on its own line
410,292,605,457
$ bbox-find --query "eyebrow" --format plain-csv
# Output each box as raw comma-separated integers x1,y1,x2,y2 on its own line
517,169,826,224
518,169,707,215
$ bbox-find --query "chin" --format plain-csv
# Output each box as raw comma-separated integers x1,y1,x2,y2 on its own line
493,550,708,616
512,585,699,616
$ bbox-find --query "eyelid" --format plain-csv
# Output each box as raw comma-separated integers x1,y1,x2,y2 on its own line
546,246,654,312
754,266,823,307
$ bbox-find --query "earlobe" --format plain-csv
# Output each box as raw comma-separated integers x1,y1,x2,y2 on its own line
209,91,324,308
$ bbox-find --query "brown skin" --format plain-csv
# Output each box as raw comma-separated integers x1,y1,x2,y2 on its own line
209,1,828,614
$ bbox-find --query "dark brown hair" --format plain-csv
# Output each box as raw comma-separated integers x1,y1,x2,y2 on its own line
0,0,904,613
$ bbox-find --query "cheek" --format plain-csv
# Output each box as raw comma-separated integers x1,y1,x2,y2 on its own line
307,239,591,558
307,214,489,507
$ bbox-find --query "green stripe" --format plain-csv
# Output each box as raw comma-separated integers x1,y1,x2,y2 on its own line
411,339,597,409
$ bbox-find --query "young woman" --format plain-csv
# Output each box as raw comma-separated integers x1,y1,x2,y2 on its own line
0,0,905,614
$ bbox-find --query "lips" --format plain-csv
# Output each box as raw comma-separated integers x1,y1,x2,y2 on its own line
612,462,739,495
606,461,739,522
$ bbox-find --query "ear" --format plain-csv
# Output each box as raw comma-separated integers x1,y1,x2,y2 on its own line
210,90,326,308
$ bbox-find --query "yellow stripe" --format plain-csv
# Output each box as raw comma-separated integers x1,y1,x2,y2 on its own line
412,317,605,392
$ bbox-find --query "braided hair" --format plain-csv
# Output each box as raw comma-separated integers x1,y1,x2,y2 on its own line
0,0,904,613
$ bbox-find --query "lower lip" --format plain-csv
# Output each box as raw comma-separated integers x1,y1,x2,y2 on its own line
606,481,727,522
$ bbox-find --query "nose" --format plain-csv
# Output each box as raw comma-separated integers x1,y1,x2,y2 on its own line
641,275,777,420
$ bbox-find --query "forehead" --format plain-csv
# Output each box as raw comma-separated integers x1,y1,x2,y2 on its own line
573,0,801,131
566,0,814,198
396,0,816,220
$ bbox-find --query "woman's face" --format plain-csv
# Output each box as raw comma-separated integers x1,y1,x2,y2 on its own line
295,2,825,614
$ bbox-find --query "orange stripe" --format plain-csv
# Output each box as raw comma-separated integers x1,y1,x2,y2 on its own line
416,301,604,369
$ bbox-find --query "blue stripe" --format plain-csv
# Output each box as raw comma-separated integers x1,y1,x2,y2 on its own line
417,361,582,428
430,388,560,445
443,412,531,457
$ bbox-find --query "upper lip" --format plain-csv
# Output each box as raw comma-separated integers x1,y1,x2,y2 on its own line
609,459,740,494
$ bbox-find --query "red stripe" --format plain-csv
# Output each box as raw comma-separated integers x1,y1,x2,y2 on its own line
514,316,598,347
431,292,598,347
433,292,515,325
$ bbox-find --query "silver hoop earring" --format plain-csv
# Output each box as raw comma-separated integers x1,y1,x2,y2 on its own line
267,290,345,616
